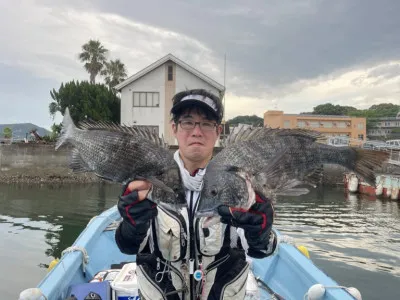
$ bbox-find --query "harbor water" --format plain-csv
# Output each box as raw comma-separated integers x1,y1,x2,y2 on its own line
0,183,399,299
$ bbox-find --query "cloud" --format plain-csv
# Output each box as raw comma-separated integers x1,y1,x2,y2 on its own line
224,60,400,120
1,0,400,129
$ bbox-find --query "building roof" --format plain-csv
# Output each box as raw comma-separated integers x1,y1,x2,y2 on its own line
290,114,352,119
115,53,226,94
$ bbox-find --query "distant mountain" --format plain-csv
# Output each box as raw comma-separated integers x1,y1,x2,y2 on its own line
0,123,51,140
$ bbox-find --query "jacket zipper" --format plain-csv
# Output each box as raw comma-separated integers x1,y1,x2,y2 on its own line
204,254,230,275
189,191,195,300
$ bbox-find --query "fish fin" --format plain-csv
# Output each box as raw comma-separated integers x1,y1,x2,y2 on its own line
351,148,389,186
55,107,76,150
69,148,92,173
302,165,324,188
136,175,175,194
222,127,326,147
77,120,169,149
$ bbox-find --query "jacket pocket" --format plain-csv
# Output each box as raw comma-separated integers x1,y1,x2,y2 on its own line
155,206,187,262
220,263,249,299
202,249,249,300
195,217,225,257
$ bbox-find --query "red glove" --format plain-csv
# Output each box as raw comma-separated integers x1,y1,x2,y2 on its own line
218,194,276,258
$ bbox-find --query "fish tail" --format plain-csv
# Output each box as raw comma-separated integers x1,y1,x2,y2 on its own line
320,145,389,186
349,148,389,185
55,107,76,150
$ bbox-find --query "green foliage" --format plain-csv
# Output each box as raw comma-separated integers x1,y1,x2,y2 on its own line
309,102,400,130
79,40,108,84
3,127,12,138
226,115,263,127
311,103,357,115
49,80,120,124
101,59,127,91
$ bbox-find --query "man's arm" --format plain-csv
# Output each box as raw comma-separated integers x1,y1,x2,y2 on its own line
115,181,157,255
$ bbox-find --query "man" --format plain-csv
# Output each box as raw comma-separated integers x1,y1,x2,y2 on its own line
115,89,277,300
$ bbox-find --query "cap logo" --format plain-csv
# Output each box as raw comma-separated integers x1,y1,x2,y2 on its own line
181,95,217,112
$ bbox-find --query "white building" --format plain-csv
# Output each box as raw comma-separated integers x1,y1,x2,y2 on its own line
115,54,225,145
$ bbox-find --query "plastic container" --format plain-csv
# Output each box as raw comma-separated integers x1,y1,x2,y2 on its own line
91,269,121,282
110,263,140,300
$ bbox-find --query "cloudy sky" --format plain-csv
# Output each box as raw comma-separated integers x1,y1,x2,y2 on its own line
1,0,400,129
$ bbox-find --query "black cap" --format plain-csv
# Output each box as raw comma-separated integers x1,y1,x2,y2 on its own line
171,89,223,123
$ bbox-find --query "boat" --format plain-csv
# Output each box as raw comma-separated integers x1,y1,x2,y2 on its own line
19,205,361,300
344,173,400,200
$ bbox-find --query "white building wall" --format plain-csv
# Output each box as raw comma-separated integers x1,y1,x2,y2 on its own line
120,65,165,135
175,65,220,96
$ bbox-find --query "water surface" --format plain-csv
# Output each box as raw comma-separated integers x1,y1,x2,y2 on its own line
0,183,399,299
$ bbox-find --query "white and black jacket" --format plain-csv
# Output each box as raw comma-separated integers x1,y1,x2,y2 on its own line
115,184,277,300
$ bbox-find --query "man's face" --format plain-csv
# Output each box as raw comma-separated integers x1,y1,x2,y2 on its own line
172,109,222,164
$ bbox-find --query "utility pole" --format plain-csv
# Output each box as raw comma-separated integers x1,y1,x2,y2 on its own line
223,53,226,142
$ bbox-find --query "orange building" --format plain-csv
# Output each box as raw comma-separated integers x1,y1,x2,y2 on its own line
264,110,366,141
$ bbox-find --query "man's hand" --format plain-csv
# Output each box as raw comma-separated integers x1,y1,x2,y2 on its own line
218,194,276,258
124,180,152,201
118,180,157,229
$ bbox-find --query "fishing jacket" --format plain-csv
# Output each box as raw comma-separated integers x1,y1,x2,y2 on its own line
116,185,277,300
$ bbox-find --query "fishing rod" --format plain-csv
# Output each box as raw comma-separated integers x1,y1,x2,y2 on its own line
255,276,285,300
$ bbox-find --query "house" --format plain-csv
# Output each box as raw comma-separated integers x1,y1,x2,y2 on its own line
367,114,400,140
264,110,366,145
115,54,225,145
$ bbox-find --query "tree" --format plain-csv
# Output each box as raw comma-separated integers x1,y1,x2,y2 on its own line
78,40,108,84
49,80,120,124
226,115,264,127
312,103,357,115
101,59,127,91
3,127,12,139
368,103,399,117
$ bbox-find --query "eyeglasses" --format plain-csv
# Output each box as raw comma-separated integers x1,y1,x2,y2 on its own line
178,120,217,131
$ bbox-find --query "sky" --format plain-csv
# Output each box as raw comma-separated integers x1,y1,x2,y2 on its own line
1,0,400,130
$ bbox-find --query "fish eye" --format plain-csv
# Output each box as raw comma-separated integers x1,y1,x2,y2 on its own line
211,189,218,196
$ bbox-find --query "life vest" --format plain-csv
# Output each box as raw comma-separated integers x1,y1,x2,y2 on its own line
135,190,250,300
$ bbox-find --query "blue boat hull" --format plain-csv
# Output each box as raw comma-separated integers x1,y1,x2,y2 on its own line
24,205,356,300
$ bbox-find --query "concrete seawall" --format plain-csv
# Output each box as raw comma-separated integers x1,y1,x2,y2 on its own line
0,143,101,183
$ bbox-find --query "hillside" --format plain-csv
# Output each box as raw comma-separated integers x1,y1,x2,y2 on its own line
0,123,50,140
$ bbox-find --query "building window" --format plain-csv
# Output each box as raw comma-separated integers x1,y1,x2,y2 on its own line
321,121,332,128
358,123,364,129
135,125,159,135
168,65,173,81
358,134,364,140
283,120,290,128
297,121,305,128
133,92,160,107
337,122,346,128
309,121,319,128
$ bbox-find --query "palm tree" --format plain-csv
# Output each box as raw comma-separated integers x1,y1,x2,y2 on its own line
101,59,128,91
79,40,108,84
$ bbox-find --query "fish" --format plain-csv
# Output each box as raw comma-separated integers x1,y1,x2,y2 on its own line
55,107,186,210
196,127,390,218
